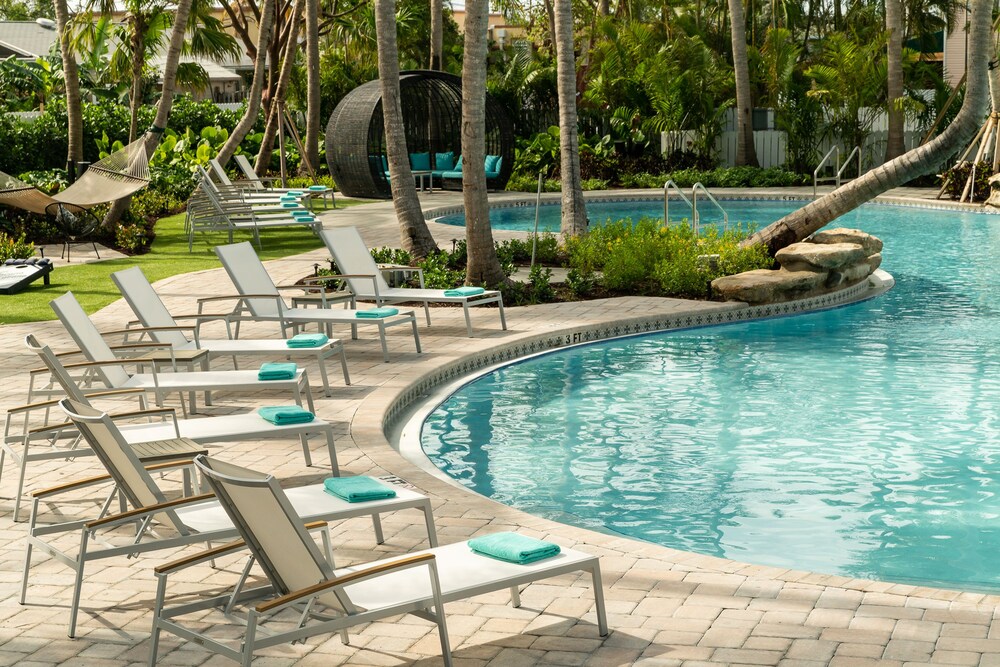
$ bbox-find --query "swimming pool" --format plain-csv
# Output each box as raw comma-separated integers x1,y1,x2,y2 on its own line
421,200,1000,591
435,198,785,232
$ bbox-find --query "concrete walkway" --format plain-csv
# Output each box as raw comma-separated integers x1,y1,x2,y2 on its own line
2,188,999,667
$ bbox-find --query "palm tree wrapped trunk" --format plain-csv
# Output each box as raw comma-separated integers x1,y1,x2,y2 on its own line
743,0,993,255
255,0,303,175
304,0,321,174
53,0,83,171
729,0,758,167
374,0,438,258
884,0,905,162
553,0,587,236
462,0,506,286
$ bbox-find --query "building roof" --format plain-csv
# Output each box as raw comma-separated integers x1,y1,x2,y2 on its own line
0,20,58,58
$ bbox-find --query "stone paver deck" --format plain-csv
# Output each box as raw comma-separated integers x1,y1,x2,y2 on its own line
1,187,998,667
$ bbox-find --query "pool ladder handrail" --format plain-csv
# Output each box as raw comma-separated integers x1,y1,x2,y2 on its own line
837,145,862,186
531,171,544,269
813,145,840,197
691,182,728,235
663,180,692,227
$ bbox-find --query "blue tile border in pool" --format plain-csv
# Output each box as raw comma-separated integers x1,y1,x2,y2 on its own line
382,272,890,432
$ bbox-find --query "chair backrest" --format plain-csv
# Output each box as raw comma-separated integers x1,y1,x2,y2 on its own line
110,267,190,347
319,227,391,296
214,242,283,319
25,333,98,403
58,398,187,532
209,158,234,187
50,292,131,388
194,455,352,612
233,155,265,190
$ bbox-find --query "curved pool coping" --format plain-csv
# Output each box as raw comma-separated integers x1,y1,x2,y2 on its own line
342,267,1000,606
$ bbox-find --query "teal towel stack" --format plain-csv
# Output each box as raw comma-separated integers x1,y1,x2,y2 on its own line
281,202,300,208
309,185,328,191
323,476,397,502
286,333,329,348
292,211,315,218
258,362,297,380
258,406,314,425
444,286,485,297
285,190,304,196
356,307,399,319
468,532,561,564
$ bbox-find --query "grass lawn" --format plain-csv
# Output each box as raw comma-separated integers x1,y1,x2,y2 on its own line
1,198,367,325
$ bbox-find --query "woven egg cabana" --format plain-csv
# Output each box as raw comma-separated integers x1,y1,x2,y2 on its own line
326,70,514,199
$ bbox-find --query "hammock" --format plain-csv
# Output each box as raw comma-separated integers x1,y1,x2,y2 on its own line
0,135,151,216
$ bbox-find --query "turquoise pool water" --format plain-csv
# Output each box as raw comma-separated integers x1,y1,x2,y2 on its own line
436,198,779,231
421,201,1000,591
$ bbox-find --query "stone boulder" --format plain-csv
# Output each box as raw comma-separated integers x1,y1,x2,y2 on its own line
774,242,867,272
711,269,828,304
810,228,883,255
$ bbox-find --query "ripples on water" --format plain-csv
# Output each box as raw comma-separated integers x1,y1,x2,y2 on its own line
422,202,1000,590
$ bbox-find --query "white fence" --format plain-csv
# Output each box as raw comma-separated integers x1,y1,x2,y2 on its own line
714,129,924,171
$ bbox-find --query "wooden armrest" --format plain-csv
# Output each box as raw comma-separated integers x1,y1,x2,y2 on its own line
256,553,435,613
26,420,73,435
198,294,281,303
86,492,214,529
84,388,147,399
108,407,176,421
7,388,145,416
103,325,196,336
109,342,175,352
32,472,113,498
170,312,231,321
155,539,247,574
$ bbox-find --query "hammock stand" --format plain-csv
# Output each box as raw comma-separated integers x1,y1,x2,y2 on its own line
0,135,151,261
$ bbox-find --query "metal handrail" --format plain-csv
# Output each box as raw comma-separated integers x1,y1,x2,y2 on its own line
663,180,692,225
691,183,728,235
530,171,544,269
837,146,862,186
813,145,840,197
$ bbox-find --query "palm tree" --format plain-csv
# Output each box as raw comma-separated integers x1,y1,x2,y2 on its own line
462,0,506,286
884,0,905,161
254,0,302,174
429,0,443,69
374,0,438,258
53,0,82,173
729,0,758,166
743,0,992,255
553,0,587,236
216,0,275,167
304,0,321,174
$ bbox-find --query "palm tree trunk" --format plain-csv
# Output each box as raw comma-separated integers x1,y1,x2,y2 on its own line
742,0,993,255
53,0,82,170
543,0,557,57
304,0,321,174
127,15,146,143
729,0,759,167
462,0,505,286
884,0,905,162
553,0,587,236
429,0,443,69
375,0,438,259
217,0,275,167
255,0,303,175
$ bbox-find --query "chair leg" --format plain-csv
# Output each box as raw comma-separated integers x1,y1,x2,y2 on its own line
463,302,473,337
67,530,90,637
411,317,422,354
427,559,453,667
509,585,521,607
591,564,609,637
241,611,259,667
324,429,339,476
337,346,351,386
423,301,431,326
317,352,332,398
422,502,439,547
498,299,508,331
371,513,385,544
378,323,390,363
299,434,313,467
149,576,167,667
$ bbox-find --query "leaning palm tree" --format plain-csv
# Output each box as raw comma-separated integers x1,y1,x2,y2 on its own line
743,0,993,255
53,0,82,172
374,0,438,258
884,0,906,161
729,0,758,167
254,0,303,174
462,0,506,286
553,0,587,236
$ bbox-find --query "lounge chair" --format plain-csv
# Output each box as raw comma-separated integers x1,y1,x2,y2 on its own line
320,227,507,337
23,398,437,637
1,334,342,520
212,242,422,362
49,292,316,413
149,454,608,665
110,266,350,396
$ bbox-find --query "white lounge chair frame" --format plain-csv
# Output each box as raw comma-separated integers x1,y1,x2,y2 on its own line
212,242,422,362
22,399,437,637
110,266,350,396
148,455,607,666
49,292,316,414
320,227,507,337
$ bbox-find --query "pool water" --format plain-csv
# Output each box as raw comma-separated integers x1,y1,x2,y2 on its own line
435,198,787,232
421,201,1000,591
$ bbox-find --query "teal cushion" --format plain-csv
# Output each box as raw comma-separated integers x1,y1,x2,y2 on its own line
409,152,431,170
441,171,463,179
454,155,463,170
381,155,388,171
485,154,501,172
435,152,454,170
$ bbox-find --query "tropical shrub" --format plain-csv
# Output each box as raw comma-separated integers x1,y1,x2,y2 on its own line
941,161,991,201
0,231,34,261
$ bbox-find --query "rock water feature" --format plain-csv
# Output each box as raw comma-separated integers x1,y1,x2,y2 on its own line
711,228,883,304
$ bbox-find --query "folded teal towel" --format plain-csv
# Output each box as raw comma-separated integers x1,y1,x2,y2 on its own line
323,476,397,502
258,362,298,380
468,532,561,564
309,185,328,191
444,286,485,297
258,405,314,425
281,202,300,208
356,307,399,319
286,333,329,348
292,211,315,218
285,190,304,196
